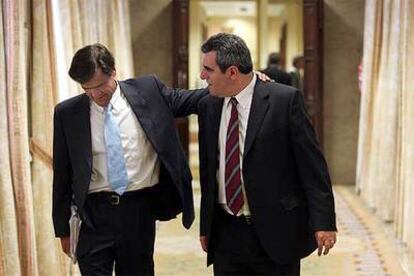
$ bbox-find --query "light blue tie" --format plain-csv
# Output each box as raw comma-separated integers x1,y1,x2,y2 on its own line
104,104,129,195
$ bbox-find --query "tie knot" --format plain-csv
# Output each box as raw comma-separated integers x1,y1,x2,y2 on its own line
230,97,238,106
105,103,113,113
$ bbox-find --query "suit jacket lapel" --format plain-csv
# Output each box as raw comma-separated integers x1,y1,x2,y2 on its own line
206,96,223,173
119,80,160,152
244,81,270,158
119,81,148,119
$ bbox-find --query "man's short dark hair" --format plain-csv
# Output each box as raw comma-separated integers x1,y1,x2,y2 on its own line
292,55,304,68
68,43,115,84
267,52,280,67
201,33,253,74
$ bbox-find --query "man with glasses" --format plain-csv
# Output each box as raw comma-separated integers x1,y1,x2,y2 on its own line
52,43,207,275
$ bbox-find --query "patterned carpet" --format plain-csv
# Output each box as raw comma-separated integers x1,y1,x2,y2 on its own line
154,185,407,275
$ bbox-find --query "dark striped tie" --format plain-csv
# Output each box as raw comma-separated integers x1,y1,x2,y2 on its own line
225,97,244,215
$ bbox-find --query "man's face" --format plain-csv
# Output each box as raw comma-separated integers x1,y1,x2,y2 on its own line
200,51,231,97
296,58,305,70
81,69,116,107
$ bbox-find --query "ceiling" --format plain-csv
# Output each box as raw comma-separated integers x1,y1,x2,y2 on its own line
200,1,285,17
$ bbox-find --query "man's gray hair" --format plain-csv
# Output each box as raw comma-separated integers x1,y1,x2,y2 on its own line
201,33,253,74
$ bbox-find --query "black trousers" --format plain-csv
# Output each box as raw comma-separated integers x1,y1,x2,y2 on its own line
77,189,156,276
211,207,300,276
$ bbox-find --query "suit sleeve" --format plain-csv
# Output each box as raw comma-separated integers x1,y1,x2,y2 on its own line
52,106,73,237
152,75,208,117
289,91,337,232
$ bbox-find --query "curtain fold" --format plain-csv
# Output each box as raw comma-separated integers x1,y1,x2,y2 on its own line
0,1,21,275
4,0,38,275
396,0,414,257
371,0,401,221
356,0,383,205
357,0,399,220
107,0,134,80
357,0,414,256
30,0,71,275
1,0,135,274
50,0,83,102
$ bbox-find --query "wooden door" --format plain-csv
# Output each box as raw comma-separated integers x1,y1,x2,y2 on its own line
303,0,324,146
172,0,190,157
279,23,287,70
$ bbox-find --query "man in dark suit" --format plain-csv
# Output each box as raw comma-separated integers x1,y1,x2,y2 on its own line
290,55,304,91
52,43,206,275
197,33,336,275
261,52,292,86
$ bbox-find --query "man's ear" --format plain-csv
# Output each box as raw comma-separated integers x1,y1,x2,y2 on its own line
228,66,239,80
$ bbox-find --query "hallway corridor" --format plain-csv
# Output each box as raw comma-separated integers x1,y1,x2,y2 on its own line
154,185,408,275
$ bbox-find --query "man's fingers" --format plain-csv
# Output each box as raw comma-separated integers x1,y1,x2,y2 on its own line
60,237,71,256
317,240,323,256
322,240,335,255
201,241,207,252
323,241,331,255
200,236,208,253
323,244,330,255
317,239,335,256
63,244,70,256
318,245,324,256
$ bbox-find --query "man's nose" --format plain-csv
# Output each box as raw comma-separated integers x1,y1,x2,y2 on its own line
200,71,207,80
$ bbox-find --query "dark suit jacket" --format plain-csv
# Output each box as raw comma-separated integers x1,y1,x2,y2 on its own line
261,66,292,86
52,75,207,238
198,80,336,265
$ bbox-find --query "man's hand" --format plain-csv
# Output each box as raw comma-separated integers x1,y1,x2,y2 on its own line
60,236,70,256
254,71,273,82
315,231,336,256
200,235,208,253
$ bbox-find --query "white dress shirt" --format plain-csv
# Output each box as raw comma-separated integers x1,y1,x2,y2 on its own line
217,74,256,216
88,81,160,193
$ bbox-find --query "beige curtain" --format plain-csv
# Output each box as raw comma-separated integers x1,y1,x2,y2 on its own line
395,0,414,257
356,0,383,207
357,0,414,256
0,0,134,275
105,0,134,80
0,1,22,275
357,0,400,221
30,0,70,275
3,0,38,275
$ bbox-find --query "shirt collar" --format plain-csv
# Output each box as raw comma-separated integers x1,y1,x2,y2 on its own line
109,80,121,112
224,73,256,109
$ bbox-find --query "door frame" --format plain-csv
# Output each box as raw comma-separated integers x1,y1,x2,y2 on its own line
173,0,325,149
303,0,324,146
172,0,190,157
